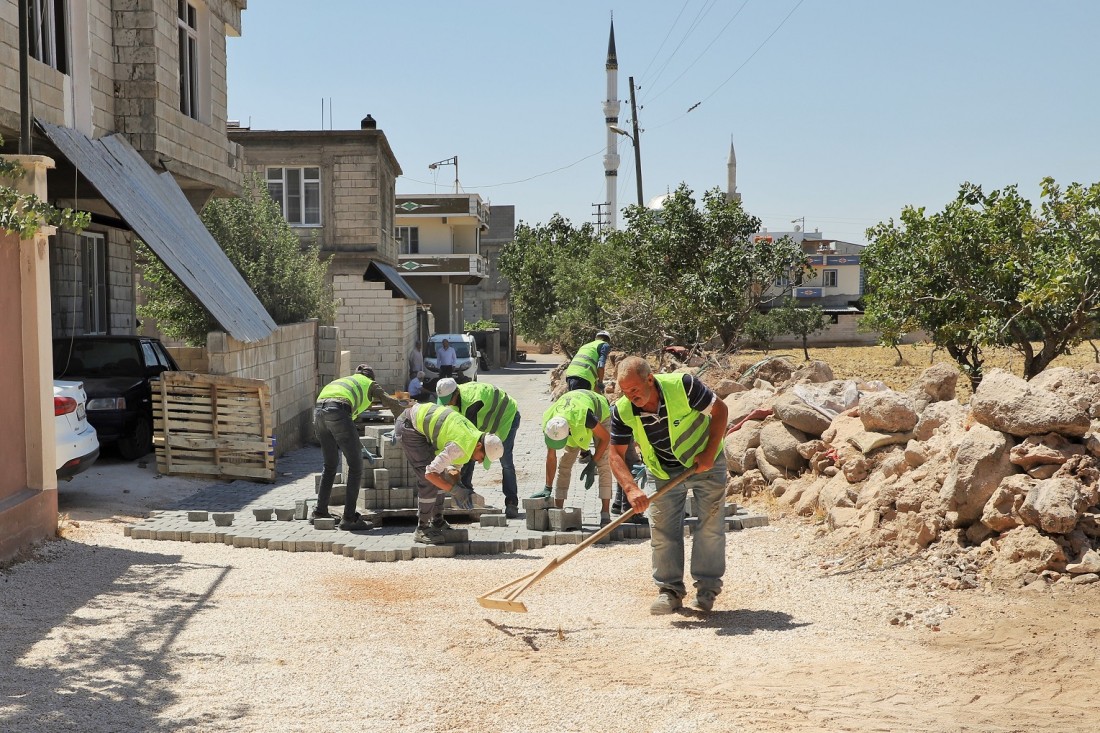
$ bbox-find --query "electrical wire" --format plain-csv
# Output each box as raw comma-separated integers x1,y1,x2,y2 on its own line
642,0,720,97
636,0,691,87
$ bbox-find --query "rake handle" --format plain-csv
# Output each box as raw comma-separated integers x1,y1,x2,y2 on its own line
491,467,701,604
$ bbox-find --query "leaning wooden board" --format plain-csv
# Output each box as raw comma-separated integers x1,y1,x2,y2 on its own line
152,371,275,482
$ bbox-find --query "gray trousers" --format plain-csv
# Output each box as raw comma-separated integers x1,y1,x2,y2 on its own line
395,412,445,525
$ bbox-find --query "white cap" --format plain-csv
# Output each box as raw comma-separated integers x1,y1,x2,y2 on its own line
482,434,505,467
544,416,571,449
436,377,458,397
596,330,611,340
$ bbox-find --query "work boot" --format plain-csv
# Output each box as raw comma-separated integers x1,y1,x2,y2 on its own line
339,513,373,531
649,590,683,616
431,516,453,530
413,525,447,545
692,589,719,613
611,487,626,515
504,503,520,519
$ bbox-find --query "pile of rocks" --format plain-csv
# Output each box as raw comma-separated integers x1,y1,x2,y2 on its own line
719,358,1100,590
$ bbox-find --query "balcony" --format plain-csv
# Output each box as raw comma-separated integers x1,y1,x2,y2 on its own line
396,253,488,284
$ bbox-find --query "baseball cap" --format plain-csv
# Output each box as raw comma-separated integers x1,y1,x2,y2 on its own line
482,433,504,468
435,377,458,403
544,415,570,450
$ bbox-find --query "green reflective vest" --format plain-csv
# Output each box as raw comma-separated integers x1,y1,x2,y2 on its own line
411,403,482,465
317,374,375,419
564,340,604,385
455,382,518,436
542,389,610,450
615,373,718,479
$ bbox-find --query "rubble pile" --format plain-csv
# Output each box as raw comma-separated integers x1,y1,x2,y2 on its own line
717,358,1100,591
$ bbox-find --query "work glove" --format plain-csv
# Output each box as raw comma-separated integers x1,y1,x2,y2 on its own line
361,448,378,466
580,460,597,490
449,482,475,511
578,449,592,464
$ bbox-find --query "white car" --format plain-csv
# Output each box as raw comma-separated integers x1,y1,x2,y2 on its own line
424,333,479,384
54,379,100,480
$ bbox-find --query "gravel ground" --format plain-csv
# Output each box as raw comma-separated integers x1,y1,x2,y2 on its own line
2,355,1097,733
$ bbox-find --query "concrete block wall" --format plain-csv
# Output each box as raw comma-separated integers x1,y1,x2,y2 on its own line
769,314,925,348
316,325,341,387
205,320,319,454
332,275,417,394
166,346,209,373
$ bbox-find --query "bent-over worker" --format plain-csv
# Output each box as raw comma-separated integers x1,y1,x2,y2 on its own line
563,330,611,392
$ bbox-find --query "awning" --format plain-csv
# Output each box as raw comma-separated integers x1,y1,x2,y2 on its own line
37,121,276,343
366,261,422,303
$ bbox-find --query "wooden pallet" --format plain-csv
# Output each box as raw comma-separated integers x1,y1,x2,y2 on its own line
152,371,275,482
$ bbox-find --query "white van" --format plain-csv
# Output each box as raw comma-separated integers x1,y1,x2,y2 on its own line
424,333,479,383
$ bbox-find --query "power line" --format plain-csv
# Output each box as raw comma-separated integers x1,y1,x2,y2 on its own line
637,0,691,87
643,0,720,97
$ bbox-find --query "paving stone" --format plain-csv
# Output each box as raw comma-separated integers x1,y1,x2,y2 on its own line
313,518,335,530
480,514,508,527
187,511,208,522
738,514,769,529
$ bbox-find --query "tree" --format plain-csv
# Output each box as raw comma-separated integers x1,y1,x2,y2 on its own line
618,185,809,349
770,298,827,360
743,310,779,353
863,178,1100,388
138,173,336,345
1,137,89,238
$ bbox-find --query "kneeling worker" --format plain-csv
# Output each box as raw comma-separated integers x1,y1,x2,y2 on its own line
435,377,522,518
532,389,614,525
314,364,407,531
395,402,504,544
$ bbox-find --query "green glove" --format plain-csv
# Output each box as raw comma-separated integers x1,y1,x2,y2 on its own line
580,460,596,490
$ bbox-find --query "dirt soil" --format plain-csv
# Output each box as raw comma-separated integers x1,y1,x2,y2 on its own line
2,351,1098,733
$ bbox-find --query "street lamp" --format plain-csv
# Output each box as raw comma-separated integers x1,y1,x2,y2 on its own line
610,125,643,208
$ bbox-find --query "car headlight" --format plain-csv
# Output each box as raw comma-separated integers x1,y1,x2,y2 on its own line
87,397,126,410
457,360,472,370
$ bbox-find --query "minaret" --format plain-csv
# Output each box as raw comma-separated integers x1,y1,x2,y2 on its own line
726,136,741,204
602,18,620,229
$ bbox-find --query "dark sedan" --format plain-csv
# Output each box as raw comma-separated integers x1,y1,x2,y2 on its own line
53,336,179,460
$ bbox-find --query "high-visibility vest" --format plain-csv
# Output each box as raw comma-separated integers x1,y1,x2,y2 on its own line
614,373,718,479
410,403,482,464
455,382,518,435
542,389,609,450
564,340,604,385
317,374,375,419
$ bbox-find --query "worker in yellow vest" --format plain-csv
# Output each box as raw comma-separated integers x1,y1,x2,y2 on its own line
436,378,522,518
395,401,504,545
563,330,611,392
609,356,729,615
314,364,406,531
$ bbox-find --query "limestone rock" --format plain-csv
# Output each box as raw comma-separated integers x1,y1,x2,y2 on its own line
895,511,940,551
723,419,763,474
723,386,776,426
1028,366,1100,419
773,392,833,436
1009,433,1084,470
903,440,928,468
759,419,809,472
939,423,1015,527
905,362,959,405
822,414,863,447
788,360,834,384
914,399,967,441
841,454,870,484
754,446,784,484
1018,477,1089,535
827,506,859,530
969,369,1090,438
859,391,919,433
1066,549,1100,574
990,526,1066,581
745,358,793,387
980,474,1032,532
848,429,915,454
714,378,746,399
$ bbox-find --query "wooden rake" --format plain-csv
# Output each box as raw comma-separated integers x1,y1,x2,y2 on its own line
476,467,699,613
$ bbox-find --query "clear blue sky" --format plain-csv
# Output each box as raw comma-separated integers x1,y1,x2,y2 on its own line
227,1,1100,244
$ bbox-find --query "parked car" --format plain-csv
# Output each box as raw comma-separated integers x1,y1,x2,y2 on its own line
54,379,100,480
423,333,479,384
53,336,179,460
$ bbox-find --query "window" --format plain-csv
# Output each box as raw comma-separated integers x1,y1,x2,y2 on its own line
28,0,69,73
822,269,838,288
395,226,419,254
266,167,322,225
178,1,199,118
774,274,790,288
81,233,107,334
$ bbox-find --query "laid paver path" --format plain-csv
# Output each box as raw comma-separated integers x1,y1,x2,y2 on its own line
126,354,765,561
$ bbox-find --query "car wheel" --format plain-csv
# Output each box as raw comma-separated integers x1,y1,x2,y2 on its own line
117,416,152,461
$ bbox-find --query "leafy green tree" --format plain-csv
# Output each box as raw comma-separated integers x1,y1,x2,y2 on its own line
618,185,808,349
743,310,779,353
138,173,336,345
864,178,1100,387
771,298,827,360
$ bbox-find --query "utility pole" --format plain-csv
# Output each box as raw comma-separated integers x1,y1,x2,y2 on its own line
628,76,642,207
